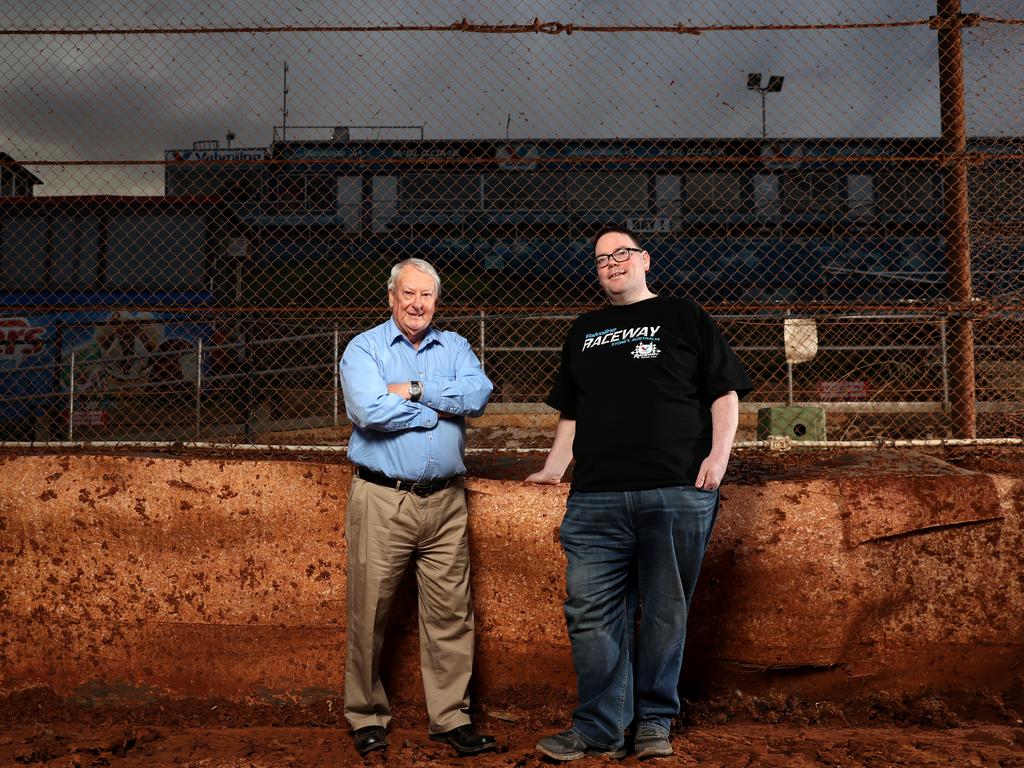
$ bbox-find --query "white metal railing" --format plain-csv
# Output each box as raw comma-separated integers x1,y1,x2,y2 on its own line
7,310,1022,443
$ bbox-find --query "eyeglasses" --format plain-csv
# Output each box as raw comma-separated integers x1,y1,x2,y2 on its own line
595,247,643,269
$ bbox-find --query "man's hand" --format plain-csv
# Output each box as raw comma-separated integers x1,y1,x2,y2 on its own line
525,468,564,485
695,454,728,490
387,382,411,399
524,418,575,486
698,391,739,490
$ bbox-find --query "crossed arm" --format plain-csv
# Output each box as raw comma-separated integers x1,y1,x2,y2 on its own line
341,336,492,431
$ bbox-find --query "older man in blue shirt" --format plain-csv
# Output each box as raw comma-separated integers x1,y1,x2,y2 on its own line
340,257,495,758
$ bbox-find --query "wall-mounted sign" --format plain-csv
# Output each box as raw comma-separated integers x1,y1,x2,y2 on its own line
626,216,673,233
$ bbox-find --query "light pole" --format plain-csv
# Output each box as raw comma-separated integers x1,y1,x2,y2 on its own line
747,73,784,139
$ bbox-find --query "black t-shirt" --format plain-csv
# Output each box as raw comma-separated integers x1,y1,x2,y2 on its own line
547,295,753,492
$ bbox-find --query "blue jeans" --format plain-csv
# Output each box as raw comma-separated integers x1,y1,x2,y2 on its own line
558,486,719,751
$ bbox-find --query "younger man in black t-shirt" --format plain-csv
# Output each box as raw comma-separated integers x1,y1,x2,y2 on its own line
526,226,752,761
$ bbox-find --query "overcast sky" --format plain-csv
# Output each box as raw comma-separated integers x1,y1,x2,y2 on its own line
1,0,1021,195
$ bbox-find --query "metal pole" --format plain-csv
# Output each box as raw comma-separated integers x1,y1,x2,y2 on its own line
281,62,289,142
936,0,976,437
761,91,767,140
940,316,951,412
785,309,793,406
333,325,340,427
68,350,75,441
243,329,253,442
195,338,203,439
478,310,487,371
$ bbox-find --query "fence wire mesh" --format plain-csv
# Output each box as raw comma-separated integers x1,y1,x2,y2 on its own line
1,1,1022,444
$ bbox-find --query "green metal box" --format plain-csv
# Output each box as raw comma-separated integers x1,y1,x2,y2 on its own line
756,406,827,441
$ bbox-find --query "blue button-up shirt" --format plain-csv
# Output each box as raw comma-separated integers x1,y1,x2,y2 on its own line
340,317,493,482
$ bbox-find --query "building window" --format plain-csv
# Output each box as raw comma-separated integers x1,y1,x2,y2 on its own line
848,174,874,216
683,172,747,211
307,175,337,213
51,215,100,289
275,176,305,213
1,216,47,289
400,173,478,211
565,172,647,212
106,214,206,290
654,175,680,217
875,170,940,212
753,174,779,214
484,173,565,211
781,172,844,212
337,176,362,230
372,176,398,231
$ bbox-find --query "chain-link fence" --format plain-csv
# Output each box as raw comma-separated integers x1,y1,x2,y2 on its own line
1,1,1022,444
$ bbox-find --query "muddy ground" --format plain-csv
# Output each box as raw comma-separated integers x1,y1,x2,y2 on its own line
3,443,1024,766
3,686,1024,767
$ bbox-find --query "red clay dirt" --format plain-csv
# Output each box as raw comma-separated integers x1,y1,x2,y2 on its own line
2,686,1024,766
2,444,1024,767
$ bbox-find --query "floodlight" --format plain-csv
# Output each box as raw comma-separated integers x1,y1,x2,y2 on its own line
746,72,786,139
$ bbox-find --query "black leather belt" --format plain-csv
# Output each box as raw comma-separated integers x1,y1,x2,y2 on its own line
354,465,458,497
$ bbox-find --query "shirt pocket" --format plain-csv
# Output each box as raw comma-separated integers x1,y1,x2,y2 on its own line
435,368,459,383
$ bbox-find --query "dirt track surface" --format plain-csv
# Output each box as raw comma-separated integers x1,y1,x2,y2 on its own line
3,444,1024,766
3,720,1024,767
4,689,1024,767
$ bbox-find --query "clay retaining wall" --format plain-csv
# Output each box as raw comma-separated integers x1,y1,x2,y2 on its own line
1,451,1022,708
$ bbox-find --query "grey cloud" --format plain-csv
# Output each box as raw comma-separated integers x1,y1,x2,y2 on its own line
1,0,1020,194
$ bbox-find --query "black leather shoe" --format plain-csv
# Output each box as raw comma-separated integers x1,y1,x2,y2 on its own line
352,725,388,756
429,724,497,755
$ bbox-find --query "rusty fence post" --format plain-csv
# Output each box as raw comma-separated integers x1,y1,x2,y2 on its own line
935,0,977,437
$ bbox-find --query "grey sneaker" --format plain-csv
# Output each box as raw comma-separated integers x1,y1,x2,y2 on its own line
634,734,673,759
633,723,673,760
536,730,627,761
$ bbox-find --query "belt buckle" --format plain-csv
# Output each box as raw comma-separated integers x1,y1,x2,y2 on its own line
411,482,432,498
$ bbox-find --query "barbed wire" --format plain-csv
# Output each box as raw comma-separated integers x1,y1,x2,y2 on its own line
9,152,1023,168
2,14,1016,37
0,16,971,37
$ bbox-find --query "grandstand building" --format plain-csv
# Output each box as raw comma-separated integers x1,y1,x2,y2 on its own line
164,133,1024,306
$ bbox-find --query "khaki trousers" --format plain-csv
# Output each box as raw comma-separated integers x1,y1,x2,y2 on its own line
343,476,475,732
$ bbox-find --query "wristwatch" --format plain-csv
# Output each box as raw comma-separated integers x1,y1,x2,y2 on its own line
408,380,423,402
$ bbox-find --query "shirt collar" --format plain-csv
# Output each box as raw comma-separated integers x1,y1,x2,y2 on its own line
385,316,443,349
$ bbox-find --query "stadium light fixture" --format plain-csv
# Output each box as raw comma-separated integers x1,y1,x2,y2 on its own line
746,73,785,139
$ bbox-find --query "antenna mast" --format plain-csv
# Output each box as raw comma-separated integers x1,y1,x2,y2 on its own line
281,62,289,141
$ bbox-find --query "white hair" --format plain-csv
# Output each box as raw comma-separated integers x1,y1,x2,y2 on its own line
387,258,441,298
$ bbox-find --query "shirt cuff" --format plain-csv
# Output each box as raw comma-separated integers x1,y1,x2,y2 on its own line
416,404,438,428
420,380,441,411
